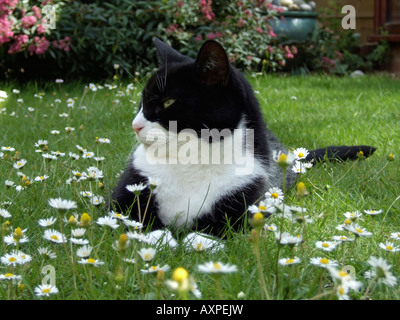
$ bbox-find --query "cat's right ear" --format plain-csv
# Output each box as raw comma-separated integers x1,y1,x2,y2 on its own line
153,38,189,66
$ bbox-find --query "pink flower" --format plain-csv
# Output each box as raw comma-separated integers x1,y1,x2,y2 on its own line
37,24,46,34
237,19,245,28
195,34,202,42
32,6,41,19
177,1,184,8
21,15,37,29
0,16,13,44
255,27,263,34
268,45,274,53
28,36,49,55
8,34,28,54
206,32,216,40
268,29,277,38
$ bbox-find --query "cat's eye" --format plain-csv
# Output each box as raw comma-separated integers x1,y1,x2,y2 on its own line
163,98,176,109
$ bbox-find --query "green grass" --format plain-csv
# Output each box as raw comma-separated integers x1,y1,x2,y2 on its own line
0,74,399,300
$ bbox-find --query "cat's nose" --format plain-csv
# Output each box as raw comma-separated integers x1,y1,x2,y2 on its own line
132,123,144,134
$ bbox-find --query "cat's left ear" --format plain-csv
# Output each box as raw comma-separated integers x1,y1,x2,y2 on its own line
153,37,190,66
195,40,230,86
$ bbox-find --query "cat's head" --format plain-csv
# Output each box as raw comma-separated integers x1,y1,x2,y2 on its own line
132,39,257,152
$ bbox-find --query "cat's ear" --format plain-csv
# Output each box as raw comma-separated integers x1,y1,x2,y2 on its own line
153,37,189,66
195,40,230,86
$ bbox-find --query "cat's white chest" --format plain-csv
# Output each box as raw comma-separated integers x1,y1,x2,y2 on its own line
132,139,265,228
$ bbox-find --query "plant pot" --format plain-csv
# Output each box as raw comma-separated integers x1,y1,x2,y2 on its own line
270,11,318,42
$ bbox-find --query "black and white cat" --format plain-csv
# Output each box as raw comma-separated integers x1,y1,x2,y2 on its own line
111,38,375,237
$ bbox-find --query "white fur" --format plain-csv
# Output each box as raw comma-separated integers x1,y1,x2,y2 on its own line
131,111,267,228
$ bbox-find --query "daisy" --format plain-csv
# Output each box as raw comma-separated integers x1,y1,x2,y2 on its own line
379,241,400,252
275,231,303,247
310,257,339,269
0,273,22,281
94,156,105,162
292,161,307,174
138,247,157,262
65,126,75,133
0,208,11,218
1,250,31,266
272,150,296,169
1,146,15,152
109,211,129,221
90,195,104,206
50,130,60,135
68,152,80,160
96,216,119,229
38,247,57,259
76,245,92,258
97,138,111,144
3,234,29,246
126,183,146,195
55,79,64,83
70,238,90,245
51,151,65,157
38,217,57,227
59,113,68,118
198,261,238,274
80,191,93,198
5,180,14,187
83,166,103,180
278,257,301,266
34,139,48,149
43,229,67,243
343,211,362,220
82,151,95,159
264,223,278,232
390,232,400,240
332,235,355,242
292,147,309,160
78,258,105,266
364,209,383,215
34,175,50,182
148,176,160,189
71,228,86,238
13,159,27,170
183,232,225,253
122,219,143,230
48,198,77,211
365,256,397,287
123,258,136,264
34,284,59,297
315,241,340,252
42,153,57,161
345,224,373,237
141,265,170,274
265,187,284,204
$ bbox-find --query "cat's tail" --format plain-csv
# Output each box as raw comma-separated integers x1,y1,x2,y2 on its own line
305,145,377,163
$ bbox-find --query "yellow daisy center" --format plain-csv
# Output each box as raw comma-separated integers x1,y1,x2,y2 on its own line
213,263,221,269
51,235,59,241
338,286,345,295
355,228,363,233
42,288,51,293
344,219,352,225
278,153,287,163
271,192,278,199
87,258,96,264
172,267,189,283
5,273,14,277
151,266,158,271
253,212,264,221
322,243,330,248
144,254,151,260
386,245,393,250
339,270,348,278
320,258,330,264
259,205,266,211
286,259,294,264
9,257,17,262
298,152,304,158
196,243,205,251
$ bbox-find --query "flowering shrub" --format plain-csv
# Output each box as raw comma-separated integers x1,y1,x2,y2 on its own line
1,0,296,80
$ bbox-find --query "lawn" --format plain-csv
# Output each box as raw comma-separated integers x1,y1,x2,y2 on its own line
0,74,399,301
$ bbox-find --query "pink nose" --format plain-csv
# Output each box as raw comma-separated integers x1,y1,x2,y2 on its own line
133,124,143,134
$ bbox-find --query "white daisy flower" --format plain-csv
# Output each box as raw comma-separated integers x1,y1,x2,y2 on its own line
34,284,59,297
34,175,50,182
275,231,303,247
264,223,278,232
0,208,11,218
265,187,284,204
345,224,373,237
90,195,105,206
198,261,238,274
109,211,129,221
141,265,170,274
1,146,15,152
292,161,307,174
122,219,143,229
96,216,119,229
70,238,90,245
332,235,355,242
50,130,60,135
272,150,296,167
364,209,383,215
183,232,225,253
138,247,157,262
38,217,57,227
292,147,309,160
78,258,105,266
43,229,67,243
365,256,397,287
379,241,400,252
76,245,93,258
51,151,65,157
278,257,301,266
13,159,27,169
343,211,362,220
71,228,86,238
126,183,146,195
310,257,339,268
80,191,93,198
97,138,111,144
38,247,57,259
48,198,77,211
68,152,80,160
0,273,22,281
82,151,95,159
42,153,57,161
315,241,340,252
